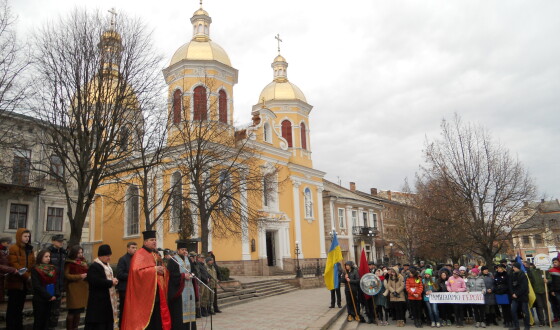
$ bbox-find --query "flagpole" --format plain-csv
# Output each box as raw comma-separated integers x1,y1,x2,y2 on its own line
543,271,552,328
341,260,360,321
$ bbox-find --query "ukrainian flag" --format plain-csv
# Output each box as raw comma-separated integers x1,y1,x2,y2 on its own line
324,231,344,290
516,254,536,325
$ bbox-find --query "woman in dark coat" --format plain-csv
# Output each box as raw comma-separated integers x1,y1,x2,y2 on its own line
494,264,512,328
31,249,60,330
84,245,119,330
480,266,497,326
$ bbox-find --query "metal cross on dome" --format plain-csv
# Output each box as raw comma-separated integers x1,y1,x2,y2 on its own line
275,34,282,54
108,8,117,28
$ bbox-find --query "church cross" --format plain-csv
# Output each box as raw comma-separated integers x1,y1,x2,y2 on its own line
108,8,117,28
275,34,282,54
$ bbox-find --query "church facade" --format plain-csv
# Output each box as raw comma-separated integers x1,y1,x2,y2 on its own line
90,5,326,275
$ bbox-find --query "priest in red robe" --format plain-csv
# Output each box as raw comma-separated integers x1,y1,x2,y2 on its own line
121,230,171,330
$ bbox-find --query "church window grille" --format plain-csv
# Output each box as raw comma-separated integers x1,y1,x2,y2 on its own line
172,89,182,124
193,86,207,121
218,90,227,123
300,122,307,150
281,120,292,147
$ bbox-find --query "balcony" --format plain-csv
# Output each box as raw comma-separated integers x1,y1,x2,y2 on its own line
352,226,379,237
0,170,46,195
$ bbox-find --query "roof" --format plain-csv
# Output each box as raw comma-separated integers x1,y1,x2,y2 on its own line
322,179,383,208
517,212,560,230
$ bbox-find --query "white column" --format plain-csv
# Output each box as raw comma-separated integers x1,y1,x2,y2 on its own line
207,219,212,251
347,206,354,261
292,180,303,258
241,175,250,260
156,174,164,248
285,227,291,257
259,227,267,259
317,187,327,258
329,199,335,232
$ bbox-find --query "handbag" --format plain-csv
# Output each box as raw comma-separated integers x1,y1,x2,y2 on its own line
46,283,55,296
495,293,509,304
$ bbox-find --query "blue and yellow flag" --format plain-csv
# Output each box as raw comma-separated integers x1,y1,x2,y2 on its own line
516,254,536,324
324,231,344,290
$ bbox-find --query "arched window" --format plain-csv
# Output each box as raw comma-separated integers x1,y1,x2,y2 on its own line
193,86,207,121
300,122,307,150
126,185,139,236
171,171,182,232
304,188,313,218
281,120,292,147
218,90,227,123
172,89,181,124
263,123,271,142
119,127,129,151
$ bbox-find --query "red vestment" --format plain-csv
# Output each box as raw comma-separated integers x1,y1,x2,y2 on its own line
121,247,171,330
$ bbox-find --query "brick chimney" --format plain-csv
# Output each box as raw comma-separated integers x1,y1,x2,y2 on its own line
370,188,378,196
349,182,356,191
387,190,392,200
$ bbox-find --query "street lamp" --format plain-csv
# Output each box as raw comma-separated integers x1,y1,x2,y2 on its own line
295,241,303,278
389,242,394,266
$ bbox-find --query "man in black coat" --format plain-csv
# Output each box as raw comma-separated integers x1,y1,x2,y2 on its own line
116,241,137,328
509,262,530,330
85,244,119,330
343,260,361,322
47,234,66,329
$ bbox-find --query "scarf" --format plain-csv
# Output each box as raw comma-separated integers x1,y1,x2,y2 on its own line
67,258,88,275
35,263,57,285
94,258,119,326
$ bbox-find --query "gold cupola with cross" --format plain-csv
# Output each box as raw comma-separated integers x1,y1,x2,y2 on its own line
253,35,314,168
163,1,239,145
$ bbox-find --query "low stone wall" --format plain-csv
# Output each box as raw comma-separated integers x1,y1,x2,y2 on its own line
217,258,325,276
281,276,325,289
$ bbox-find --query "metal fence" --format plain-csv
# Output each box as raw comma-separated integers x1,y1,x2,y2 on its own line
298,259,325,277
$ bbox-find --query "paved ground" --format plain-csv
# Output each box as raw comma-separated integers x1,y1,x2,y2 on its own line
195,287,336,329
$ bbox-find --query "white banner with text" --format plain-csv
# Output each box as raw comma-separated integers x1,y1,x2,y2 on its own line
428,292,485,304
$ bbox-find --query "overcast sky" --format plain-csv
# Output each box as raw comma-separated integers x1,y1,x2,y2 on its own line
11,0,560,199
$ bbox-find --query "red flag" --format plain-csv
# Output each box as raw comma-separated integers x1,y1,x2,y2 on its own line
358,247,371,300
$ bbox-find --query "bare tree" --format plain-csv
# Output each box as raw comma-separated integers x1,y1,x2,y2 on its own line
419,114,536,265
0,0,29,153
389,180,424,265
32,9,163,246
167,77,279,253
414,176,473,264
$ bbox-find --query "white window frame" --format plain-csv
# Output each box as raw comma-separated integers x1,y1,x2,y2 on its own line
263,122,272,143
124,185,140,238
351,210,358,227
304,187,313,219
5,200,32,232
170,171,182,233
362,211,368,227
45,206,65,232
338,208,345,229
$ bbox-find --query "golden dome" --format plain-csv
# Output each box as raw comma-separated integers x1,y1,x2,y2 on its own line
258,81,307,103
170,40,231,67
274,54,286,63
193,8,209,16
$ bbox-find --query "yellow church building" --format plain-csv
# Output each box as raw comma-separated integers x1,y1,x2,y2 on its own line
88,5,326,275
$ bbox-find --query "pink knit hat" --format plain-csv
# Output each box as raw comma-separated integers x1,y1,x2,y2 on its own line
470,268,480,275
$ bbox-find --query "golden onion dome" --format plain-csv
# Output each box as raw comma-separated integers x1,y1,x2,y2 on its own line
193,8,209,16
169,40,231,67
258,81,307,103
274,54,286,63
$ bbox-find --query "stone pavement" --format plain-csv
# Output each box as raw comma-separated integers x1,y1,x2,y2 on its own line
195,287,340,329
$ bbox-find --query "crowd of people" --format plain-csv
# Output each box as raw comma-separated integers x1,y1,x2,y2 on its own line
331,258,560,330
0,227,222,330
